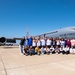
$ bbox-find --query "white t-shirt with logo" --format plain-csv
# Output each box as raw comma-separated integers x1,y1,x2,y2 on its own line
32,40,36,47
37,40,41,46
56,40,60,45
46,39,52,46
41,39,45,46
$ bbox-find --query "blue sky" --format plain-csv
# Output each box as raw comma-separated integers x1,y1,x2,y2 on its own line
0,0,75,38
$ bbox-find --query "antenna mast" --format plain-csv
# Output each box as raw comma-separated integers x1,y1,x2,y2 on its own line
26,26,29,37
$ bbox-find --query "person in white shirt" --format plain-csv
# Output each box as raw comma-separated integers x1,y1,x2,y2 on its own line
56,38,61,48
36,37,41,48
44,46,50,55
32,37,36,49
32,37,37,54
46,37,52,48
41,37,46,47
60,38,65,48
70,46,75,54
50,46,55,54
63,45,70,54
40,46,46,54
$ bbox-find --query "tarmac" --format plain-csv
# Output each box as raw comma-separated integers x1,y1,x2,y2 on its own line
0,46,75,75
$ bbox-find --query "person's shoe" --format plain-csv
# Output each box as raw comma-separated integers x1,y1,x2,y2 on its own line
38,53,40,56
25,53,28,56
20,53,23,55
42,53,44,55
50,53,52,54
56,53,58,54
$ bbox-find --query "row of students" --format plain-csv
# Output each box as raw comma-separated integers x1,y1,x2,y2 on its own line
23,45,75,56
35,45,70,55
24,37,75,49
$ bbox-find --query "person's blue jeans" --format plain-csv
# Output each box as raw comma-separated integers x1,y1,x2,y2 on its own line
19,45,23,54
29,50,35,55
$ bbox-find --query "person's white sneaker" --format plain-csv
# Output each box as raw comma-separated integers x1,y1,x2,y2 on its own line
20,53,23,55
42,53,44,55
56,53,58,54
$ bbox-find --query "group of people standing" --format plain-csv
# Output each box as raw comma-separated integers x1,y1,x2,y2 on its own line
19,36,75,56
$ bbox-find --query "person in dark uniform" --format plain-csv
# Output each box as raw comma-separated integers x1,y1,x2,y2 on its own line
19,36,25,55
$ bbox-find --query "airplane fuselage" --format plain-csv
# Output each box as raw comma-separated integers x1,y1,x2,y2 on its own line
36,27,75,39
